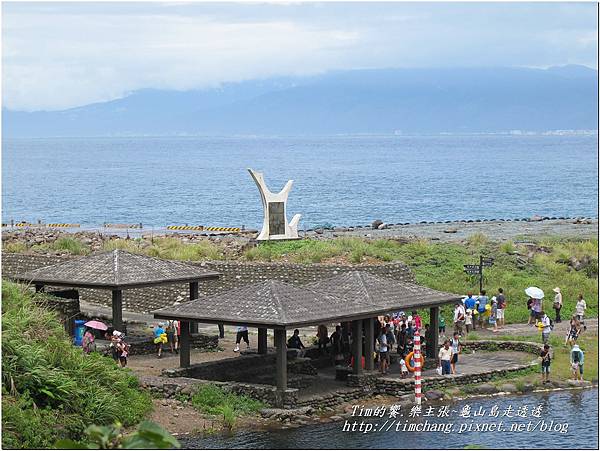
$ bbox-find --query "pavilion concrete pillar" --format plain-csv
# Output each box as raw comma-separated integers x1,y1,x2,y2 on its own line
112,289,123,332
364,318,375,370
428,306,440,359
179,320,191,368
274,328,287,406
352,319,363,374
189,282,199,334
258,328,268,354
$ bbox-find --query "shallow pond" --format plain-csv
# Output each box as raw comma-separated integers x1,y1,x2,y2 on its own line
182,389,598,449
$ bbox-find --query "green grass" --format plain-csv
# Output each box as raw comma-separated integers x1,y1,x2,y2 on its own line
191,384,265,419
242,236,598,324
3,242,27,253
1,281,153,449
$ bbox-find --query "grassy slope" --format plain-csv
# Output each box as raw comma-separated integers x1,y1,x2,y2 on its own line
4,234,597,323
1,282,153,449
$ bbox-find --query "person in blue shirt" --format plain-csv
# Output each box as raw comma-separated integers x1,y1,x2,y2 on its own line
477,290,489,329
464,293,477,330
153,323,166,358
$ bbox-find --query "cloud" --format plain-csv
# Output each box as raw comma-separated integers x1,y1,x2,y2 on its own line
2,2,597,111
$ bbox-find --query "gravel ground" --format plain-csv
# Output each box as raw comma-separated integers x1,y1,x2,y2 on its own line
304,218,598,242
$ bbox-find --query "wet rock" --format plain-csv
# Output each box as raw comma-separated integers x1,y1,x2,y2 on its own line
521,383,535,393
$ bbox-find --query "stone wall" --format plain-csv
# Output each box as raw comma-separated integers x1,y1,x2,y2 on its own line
98,333,219,356
139,375,299,409
2,253,414,314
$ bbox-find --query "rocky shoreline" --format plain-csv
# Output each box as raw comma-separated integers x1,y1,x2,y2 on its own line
2,217,597,256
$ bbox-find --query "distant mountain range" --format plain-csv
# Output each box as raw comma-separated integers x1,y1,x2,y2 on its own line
3,65,597,137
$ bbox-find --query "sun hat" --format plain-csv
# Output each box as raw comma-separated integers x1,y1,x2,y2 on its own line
553,287,561,293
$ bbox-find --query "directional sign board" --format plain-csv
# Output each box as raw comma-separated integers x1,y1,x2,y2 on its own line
481,257,495,267
463,265,480,275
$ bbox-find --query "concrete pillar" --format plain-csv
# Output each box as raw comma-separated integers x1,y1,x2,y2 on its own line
364,318,375,370
179,320,191,368
112,289,123,332
189,282,199,334
352,320,363,374
274,329,287,397
258,328,268,354
428,306,440,359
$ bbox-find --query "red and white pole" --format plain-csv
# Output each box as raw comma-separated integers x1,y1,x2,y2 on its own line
414,329,422,405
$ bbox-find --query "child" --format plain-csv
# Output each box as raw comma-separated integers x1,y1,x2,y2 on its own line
399,358,409,378
489,298,498,332
540,344,551,383
438,313,446,335
465,309,473,334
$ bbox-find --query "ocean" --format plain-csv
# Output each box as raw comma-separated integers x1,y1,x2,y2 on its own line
2,135,598,229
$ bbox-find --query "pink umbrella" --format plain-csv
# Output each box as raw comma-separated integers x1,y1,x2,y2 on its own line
84,320,108,331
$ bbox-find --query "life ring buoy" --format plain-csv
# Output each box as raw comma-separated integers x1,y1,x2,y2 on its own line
405,351,425,372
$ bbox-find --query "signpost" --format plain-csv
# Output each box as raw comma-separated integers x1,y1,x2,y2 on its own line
464,256,494,292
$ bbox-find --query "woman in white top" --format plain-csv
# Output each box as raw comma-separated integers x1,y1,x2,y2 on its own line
552,287,563,323
575,294,587,322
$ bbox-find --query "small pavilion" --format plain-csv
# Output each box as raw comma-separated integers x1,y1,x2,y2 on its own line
14,249,220,331
153,271,461,403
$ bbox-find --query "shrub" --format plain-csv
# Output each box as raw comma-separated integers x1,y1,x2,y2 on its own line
1,281,152,449
191,384,264,422
52,237,89,255
3,242,27,253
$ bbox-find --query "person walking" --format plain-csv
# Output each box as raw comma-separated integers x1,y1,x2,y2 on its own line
233,325,250,352
488,298,498,332
552,287,563,323
82,327,96,354
166,320,177,354
464,309,473,334
496,288,506,328
575,294,587,322
438,340,453,375
438,312,446,336
464,293,477,331
316,324,329,354
450,333,462,374
540,311,552,344
287,329,306,355
330,325,345,365
570,344,585,381
453,302,466,336
540,344,551,383
153,323,166,358
378,325,390,375
566,315,582,346
477,290,489,329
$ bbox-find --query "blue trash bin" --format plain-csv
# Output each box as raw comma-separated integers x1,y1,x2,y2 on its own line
74,320,86,346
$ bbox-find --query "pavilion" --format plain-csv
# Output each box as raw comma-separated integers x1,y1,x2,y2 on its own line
153,271,461,403
14,249,220,331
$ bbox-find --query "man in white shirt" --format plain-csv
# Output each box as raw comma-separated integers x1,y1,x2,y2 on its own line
540,311,552,344
453,302,466,336
438,340,453,375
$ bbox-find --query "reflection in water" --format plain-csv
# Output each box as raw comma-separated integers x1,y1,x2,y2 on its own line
183,389,598,449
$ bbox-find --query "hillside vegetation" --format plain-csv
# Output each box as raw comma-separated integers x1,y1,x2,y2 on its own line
1,282,152,449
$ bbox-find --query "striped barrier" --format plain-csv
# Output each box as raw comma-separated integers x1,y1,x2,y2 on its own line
46,223,80,228
413,329,422,406
104,223,143,229
204,227,241,232
14,222,34,227
167,225,204,231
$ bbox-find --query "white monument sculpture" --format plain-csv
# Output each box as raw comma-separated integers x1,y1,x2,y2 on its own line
248,168,301,241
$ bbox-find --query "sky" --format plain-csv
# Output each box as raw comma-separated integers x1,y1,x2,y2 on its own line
2,1,598,111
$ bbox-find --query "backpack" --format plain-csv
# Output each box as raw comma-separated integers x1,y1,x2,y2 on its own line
549,318,554,330
572,350,580,363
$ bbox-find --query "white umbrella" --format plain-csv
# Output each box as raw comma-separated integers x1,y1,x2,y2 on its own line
525,286,544,299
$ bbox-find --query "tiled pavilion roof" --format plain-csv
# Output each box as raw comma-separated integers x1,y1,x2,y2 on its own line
14,250,220,289
153,272,461,328
307,271,462,311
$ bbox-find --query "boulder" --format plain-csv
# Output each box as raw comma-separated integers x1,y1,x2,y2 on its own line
473,383,497,395
529,215,543,222
377,223,388,230
425,390,444,400
498,383,517,393
371,219,383,229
